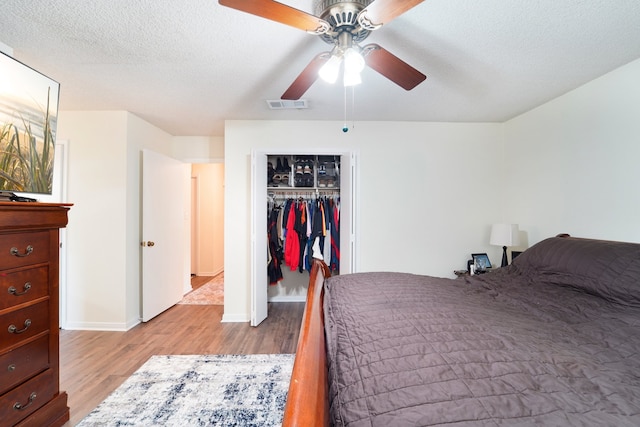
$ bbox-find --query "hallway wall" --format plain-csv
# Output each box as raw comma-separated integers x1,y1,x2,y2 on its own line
191,163,224,276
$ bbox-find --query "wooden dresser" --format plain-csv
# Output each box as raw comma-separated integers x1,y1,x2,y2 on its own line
0,202,71,427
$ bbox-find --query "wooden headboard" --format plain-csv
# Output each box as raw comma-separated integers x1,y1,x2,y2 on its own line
282,259,331,427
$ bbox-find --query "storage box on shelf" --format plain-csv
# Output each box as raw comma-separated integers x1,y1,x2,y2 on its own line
267,155,340,191
317,155,338,189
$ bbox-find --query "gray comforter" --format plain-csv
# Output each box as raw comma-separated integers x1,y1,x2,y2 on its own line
324,237,640,426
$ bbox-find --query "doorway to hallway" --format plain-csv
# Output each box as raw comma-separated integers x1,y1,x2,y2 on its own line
190,163,224,301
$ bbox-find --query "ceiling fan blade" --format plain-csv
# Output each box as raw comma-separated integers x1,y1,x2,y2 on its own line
219,0,330,34
281,53,330,100
358,0,424,28
363,44,426,90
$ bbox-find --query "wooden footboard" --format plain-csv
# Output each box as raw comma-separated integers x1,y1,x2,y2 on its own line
282,259,331,427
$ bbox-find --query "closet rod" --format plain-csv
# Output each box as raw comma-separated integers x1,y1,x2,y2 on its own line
267,189,340,200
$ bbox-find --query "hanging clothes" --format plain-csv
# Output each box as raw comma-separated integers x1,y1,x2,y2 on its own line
295,200,309,273
329,198,340,272
302,200,315,272
308,198,326,270
284,199,300,271
267,206,283,285
270,193,340,277
323,197,332,266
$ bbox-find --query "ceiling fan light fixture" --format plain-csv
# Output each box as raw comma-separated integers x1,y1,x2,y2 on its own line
343,48,365,74
221,0,427,100
343,47,364,86
319,54,342,84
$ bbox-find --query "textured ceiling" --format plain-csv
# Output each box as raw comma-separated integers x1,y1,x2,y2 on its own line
1,0,639,136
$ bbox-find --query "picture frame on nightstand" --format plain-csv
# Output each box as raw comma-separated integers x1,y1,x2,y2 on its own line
471,253,492,271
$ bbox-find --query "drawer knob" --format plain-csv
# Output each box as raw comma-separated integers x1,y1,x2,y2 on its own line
8,282,32,296
8,319,32,334
8,364,16,372
13,392,37,411
10,245,34,258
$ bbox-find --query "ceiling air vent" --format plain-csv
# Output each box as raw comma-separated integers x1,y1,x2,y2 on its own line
266,99,309,110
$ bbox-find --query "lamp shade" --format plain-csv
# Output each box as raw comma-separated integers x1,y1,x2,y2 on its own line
490,223,520,247
318,54,342,84
343,48,365,74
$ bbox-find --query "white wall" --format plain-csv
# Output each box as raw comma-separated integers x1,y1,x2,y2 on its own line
57,118,222,330
58,111,128,330
172,136,224,162
191,163,224,276
54,57,640,328
224,121,504,321
58,111,173,330
504,58,640,245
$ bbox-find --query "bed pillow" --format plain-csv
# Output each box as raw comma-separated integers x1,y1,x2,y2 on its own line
511,236,640,307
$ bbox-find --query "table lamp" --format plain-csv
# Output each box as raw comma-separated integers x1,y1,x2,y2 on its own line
490,223,520,267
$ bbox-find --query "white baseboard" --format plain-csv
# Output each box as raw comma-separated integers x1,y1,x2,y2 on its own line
221,313,250,323
196,268,223,276
127,318,141,330
63,316,140,331
62,321,129,331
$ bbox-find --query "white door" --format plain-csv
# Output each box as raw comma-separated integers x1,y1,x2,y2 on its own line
250,151,269,326
141,149,190,322
338,152,358,274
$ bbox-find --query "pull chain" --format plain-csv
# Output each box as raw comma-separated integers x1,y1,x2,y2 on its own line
351,85,356,130
342,85,348,132
342,85,356,133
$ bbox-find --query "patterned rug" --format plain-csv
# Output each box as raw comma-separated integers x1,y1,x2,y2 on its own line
179,273,224,305
77,354,294,427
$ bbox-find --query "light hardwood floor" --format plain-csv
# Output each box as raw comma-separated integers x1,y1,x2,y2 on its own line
60,301,305,426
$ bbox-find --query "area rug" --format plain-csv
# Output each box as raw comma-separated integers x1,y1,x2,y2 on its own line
179,273,224,305
77,354,294,427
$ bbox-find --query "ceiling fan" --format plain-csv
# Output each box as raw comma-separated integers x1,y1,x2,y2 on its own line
218,0,427,100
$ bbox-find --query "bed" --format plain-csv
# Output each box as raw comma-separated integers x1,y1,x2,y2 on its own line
282,235,640,426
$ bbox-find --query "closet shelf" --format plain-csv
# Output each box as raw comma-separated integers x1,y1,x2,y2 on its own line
268,155,339,190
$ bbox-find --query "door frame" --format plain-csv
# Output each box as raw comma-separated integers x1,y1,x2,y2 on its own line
191,174,200,276
22,140,69,327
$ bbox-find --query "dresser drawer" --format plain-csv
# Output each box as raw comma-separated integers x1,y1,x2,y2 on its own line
0,336,49,395
0,368,56,426
0,266,49,310
0,231,50,270
0,301,49,350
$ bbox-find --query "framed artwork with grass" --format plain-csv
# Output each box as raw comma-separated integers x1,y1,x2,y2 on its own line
0,51,59,195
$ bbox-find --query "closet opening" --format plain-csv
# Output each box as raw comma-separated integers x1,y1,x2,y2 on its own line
251,150,358,326
267,155,342,302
